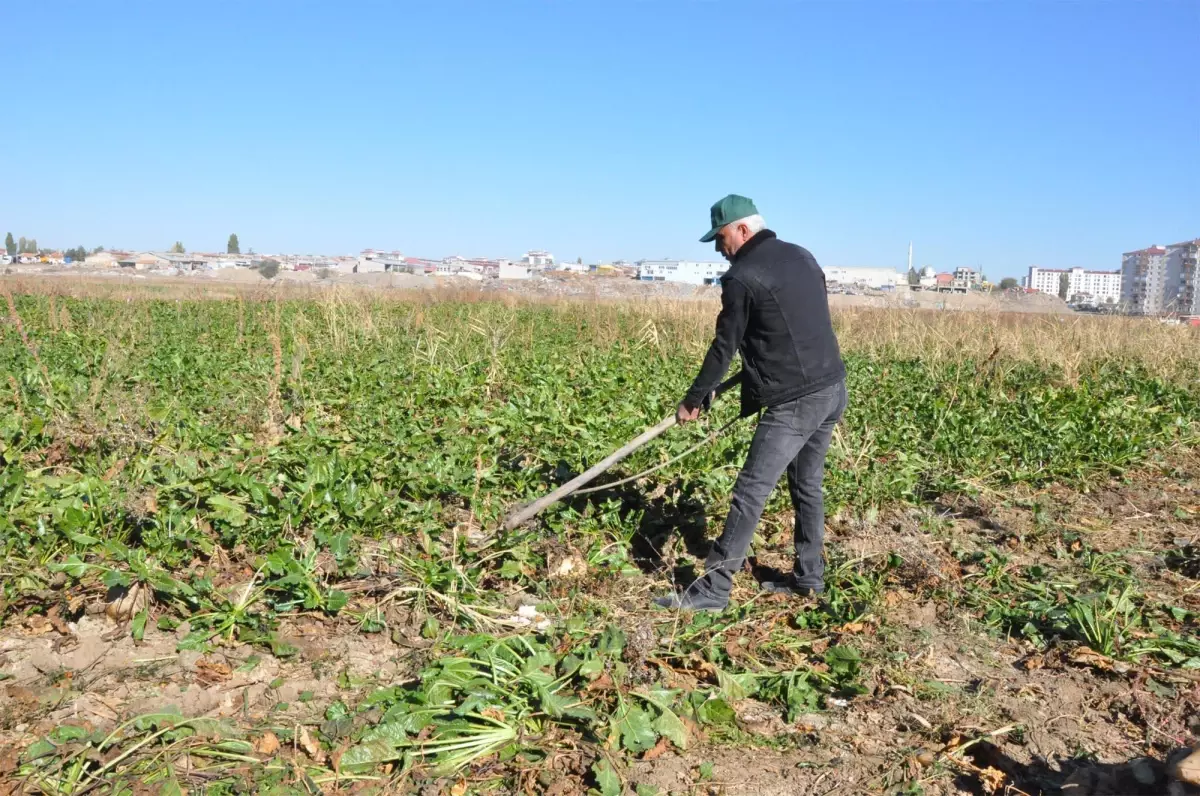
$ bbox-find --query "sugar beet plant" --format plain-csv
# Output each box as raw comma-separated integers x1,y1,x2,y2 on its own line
2,291,1200,788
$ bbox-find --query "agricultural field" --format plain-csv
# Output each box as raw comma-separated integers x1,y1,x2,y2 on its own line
1,279,1199,795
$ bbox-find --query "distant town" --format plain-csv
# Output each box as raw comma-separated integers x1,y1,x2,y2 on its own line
3,233,1198,320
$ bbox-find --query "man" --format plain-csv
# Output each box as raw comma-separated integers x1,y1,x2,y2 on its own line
654,194,847,611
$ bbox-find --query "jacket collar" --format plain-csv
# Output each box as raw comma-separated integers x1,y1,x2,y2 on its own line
732,229,776,264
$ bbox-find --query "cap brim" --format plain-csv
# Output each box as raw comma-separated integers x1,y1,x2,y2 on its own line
699,227,721,243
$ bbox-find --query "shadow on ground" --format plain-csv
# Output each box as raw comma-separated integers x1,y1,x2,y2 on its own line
955,740,1199,795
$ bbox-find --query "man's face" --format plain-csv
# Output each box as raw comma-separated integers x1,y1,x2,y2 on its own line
714,221,752,261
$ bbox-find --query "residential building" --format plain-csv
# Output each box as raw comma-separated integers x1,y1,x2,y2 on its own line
552,261,589,273
1171,239,1200,316
637,259,728,285
522,250,555,269
1025,266,1122,305
954,267,982,288
822,266,904,290
499,261,531,280
1121,246,1173,315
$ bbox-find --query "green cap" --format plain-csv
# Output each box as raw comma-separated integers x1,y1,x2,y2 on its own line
700,194,758,242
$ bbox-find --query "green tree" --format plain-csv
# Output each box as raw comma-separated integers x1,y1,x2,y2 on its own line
171,241,186,253
258,258,280,279
92,246,105,254
17,236,27,254
227,233,240,254
907,267,920,286
4,233,14,256
1058,272,1070,301
999,277,1018,290
28,239,37,254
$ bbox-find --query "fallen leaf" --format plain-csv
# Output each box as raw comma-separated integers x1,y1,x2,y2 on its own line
102,458,128,481
195,658,233,686
0,745,18,776
641,737,672,761
979,765,1006,794
255,731,281,756
298,726,325,763
1067,646,1115,672
449,780,468,796
46,605,72,636
585,672,615,692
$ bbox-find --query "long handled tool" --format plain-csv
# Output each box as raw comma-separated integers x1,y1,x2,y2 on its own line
502,374,742,531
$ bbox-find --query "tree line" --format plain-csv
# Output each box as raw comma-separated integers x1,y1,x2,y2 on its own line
5,232,243,259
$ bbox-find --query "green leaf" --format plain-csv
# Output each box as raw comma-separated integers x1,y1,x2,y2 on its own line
51,555,88,579
102,569,130,588
65,530,100,547
636,785,662,796
696,698,735,726
236,655,262,673
207,494,249,527
49,725,89,743
592,758,621,796
617,705,657,753
325,589,349,614
652,705,688,750
824,645,862,677
23,739,57,761
599,625,626,657
269,636,299,658
176,630,210,652
421,617,441,639
717,669,755,701
133,708,184,731
131,608,149,642
579,654,604,678
340,739,399,772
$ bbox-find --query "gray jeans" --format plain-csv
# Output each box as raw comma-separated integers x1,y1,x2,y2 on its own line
695,379,847,599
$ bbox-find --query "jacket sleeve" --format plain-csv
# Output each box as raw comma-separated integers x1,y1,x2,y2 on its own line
683,277,750,410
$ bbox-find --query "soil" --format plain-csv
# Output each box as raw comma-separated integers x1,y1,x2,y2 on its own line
1,455,1197,794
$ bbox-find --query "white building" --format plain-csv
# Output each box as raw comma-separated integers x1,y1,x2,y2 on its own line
498,260,531,280
553,261,590,273
637,259,728,285
522,250,555,269
954,267,982,288
1026,266,1122,305
822,266,905,290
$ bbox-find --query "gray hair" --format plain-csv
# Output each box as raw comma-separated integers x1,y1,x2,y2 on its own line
733,214,766,234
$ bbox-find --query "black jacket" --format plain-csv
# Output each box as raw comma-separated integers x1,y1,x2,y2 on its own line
684,230,845,417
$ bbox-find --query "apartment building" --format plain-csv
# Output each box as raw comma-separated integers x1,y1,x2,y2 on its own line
637,259,728,285
1025,266,1122,305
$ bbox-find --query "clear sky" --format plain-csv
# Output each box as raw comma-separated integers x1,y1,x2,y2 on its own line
3,1,1197,278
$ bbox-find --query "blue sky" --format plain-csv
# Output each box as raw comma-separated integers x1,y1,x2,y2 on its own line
2,1,1197,278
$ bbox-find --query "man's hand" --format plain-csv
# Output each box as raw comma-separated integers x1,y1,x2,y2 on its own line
677,402,701,425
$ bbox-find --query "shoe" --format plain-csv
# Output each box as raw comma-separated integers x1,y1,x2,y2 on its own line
760,576,823,598
652,591,728,612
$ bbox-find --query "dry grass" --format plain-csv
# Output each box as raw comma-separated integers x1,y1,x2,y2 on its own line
5,274,1199,386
